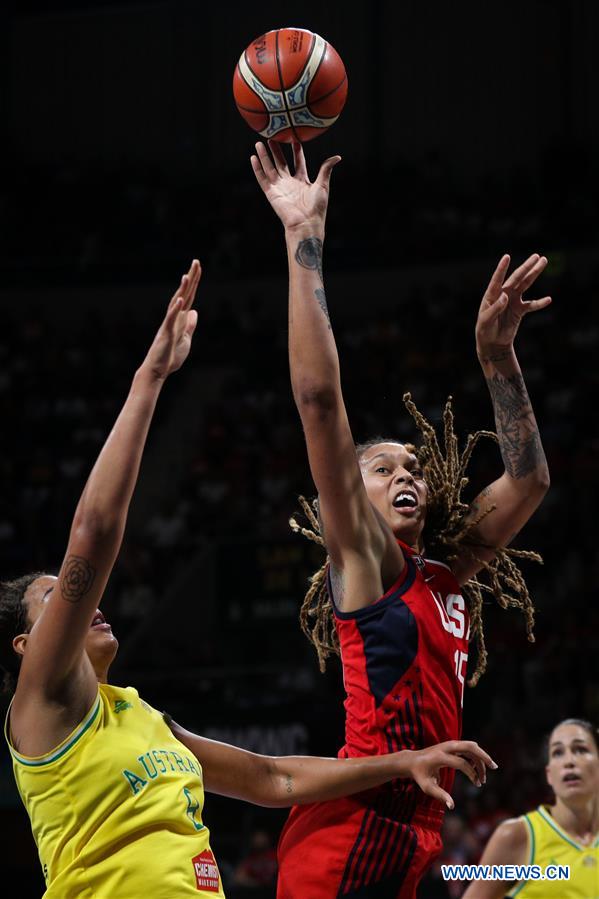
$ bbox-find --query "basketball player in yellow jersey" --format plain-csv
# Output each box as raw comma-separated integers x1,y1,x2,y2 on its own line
1,261,497,899
463,719,599,898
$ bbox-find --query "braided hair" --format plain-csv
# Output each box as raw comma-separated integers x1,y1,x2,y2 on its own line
290,394,541,686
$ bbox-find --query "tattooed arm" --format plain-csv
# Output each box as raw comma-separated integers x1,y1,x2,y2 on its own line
251,141,403,610
12,263,201,726
452,255,551,584
171,720,496,809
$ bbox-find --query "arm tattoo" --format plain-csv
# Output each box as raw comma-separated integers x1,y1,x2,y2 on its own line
486,372,546,479
329,564,345,609
294,238,330,327
294,237,324,283
285,774,293,794
60,555,96,603
478,348,512,365
314,288,331,329
469,484,492,517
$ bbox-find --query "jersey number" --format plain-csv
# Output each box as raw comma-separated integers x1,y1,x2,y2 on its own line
454,650,468,708
183,787,204,831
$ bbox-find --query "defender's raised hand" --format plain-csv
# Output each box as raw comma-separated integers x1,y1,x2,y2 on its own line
251,140,341,233
476,253,551,362
143,260,201,380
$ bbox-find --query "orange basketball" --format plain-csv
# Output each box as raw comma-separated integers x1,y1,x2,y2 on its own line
233,28,348,143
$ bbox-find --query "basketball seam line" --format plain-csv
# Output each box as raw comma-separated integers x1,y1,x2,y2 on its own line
240,53,266,93
310,73,347,108
275,29,301,142
235,62,269,122
290,33,327,109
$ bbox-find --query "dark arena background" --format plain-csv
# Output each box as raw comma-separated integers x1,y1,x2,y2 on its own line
1,1,599,896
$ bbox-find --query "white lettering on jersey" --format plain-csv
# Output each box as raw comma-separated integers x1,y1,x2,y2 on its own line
446,594,466,639
429,589,466,639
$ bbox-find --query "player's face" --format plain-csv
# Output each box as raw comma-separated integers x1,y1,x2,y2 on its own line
22,575,118,672
546,723,599,804
360,443,428,548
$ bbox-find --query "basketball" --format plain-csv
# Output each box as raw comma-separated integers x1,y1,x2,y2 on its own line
233,28,348,143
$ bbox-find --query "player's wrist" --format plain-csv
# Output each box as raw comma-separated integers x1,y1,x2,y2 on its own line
284,221,325,242
393,749,417,780
476,342,517,369
134,362,169,389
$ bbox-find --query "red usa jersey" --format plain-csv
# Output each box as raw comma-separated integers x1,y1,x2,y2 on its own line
275,546,470,898
332,542,469,828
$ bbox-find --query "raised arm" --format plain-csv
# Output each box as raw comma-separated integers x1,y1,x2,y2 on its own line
13,263,201,713
452,254,551,584
461,817,528,898
251,142,402,607
171,721,496,810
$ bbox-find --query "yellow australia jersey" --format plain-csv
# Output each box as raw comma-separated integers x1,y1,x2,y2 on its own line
5,683,225,899
507,804,599,898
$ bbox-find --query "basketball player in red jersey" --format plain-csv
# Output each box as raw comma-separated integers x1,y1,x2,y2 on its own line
251,140,551,898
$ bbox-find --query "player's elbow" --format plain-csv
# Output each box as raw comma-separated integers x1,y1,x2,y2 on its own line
505,462,550,497
530,465,550,496
537,466,550,493
226,755,284,808
70,508,124,546
293,380,340,417
260,757,309,809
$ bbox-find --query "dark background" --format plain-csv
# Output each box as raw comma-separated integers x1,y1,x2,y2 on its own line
1,1,598,896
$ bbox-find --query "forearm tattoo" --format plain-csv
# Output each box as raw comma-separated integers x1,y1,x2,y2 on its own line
314,288,331,329
295,237,323,282
486,373,546,478
285,774,293,794
294,239,331,329
60,555,96,603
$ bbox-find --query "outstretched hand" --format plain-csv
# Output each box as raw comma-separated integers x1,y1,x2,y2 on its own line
143,260,201,380
476,254,551,360
406,740,498,810
250,140,341,232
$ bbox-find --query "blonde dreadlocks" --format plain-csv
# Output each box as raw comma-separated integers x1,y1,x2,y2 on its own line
290,393,541,687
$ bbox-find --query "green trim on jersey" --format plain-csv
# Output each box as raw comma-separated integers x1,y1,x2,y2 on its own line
509,815,536,897
6,692,101,766
537,805,599,852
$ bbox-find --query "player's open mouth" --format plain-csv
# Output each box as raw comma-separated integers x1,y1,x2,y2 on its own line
562,773,582,784
392,490,418,513
91,611,111,630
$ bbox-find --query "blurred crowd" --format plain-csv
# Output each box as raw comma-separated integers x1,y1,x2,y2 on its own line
1,166,599,895
2,143,599,287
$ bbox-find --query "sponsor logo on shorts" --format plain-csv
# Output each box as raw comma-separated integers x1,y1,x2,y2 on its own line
192,849,220,892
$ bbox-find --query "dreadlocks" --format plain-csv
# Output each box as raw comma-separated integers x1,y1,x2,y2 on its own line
290,393,541,687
